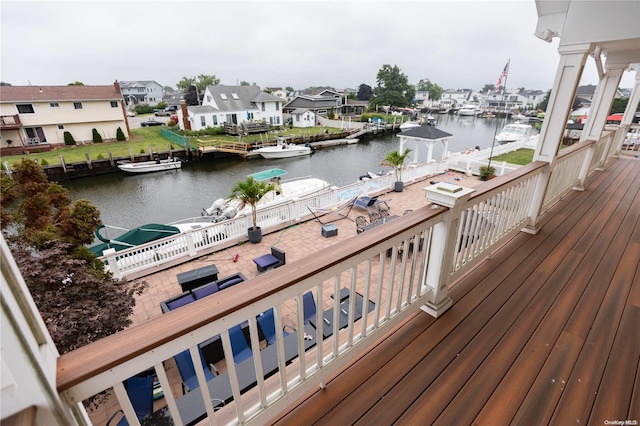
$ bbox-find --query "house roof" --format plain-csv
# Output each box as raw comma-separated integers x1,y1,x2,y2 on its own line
120,80,161,89
291,108,312,115
205,85,280,112
0,85,122,102
284,95,340,109
187,105,218,114
398,125,453,140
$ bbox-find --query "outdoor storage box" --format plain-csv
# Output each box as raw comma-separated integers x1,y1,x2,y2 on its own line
321,224,338,238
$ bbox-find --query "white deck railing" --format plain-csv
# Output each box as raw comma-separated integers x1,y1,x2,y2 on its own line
56,134,619,426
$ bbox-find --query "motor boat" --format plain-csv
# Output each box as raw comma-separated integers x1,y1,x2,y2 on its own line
118,157,181,173
399,121,420,131
253,138,311,159
458,104,481,116
495,123,534,144
202,168,331,220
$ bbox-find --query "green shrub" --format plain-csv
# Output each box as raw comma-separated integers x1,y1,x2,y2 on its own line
40,158,49,166
63,131,76,146
139,149,145,154
96,154,104,160
134,104,154,114
116,127,126,141
479,165,496,181
92,128,103,143
155,101,167,110
167,119,178,127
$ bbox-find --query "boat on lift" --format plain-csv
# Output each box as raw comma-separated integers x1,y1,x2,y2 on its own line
495,123,534,144
118,157,182,173
253,138,312,159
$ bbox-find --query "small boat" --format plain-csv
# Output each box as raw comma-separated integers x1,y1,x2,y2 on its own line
90,223,182,256
458,104,481,116
495,123,534,144
253,138,311,159
511,113,528,121
118,158,181,173
399,121,420,131
202,168,331,219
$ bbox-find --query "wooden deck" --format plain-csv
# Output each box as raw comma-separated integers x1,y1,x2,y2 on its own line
270,156,640,425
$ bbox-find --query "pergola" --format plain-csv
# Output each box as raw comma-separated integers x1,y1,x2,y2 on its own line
397,125,453,163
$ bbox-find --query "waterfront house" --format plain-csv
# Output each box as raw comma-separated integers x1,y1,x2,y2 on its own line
283,93,342,118
177,85,283,131
0,82,129,155
119,80,164,107
2,1,639,424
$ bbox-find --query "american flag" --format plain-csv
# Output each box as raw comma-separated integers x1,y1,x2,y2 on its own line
495,60,510,92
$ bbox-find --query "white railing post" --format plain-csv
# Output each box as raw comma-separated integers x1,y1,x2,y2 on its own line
185,230,197,257
102,248,122,279
421,182,476,317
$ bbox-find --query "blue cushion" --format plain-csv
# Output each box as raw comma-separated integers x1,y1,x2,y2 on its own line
253,254,279,268
193,283,219,300
166,295,196,310
218,277,242,290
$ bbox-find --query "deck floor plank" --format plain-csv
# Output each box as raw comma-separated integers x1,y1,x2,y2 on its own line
270,157,640,426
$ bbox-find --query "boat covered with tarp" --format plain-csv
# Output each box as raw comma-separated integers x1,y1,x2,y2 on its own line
89,223,181,256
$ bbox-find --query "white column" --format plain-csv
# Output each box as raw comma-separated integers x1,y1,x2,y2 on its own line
441,139,449,160
526,46,589,234
534,46,590,164
622,71,640,126
579,64,626,143
426,141,434,163
412,139,420,163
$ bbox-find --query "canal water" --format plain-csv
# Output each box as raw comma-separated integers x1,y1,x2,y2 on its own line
63,115,524,230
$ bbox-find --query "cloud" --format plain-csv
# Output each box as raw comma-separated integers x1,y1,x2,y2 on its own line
0,1,635,90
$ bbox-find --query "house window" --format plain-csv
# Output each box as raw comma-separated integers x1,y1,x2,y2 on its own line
276,116,280,125
220,94,228,100
269,117,273,125
110,101,118,108
200,116,206,127
317,110,327,114
49,102,60,108
207,95,211,102
57,124,64,130
74,102,83,109
296,115,300,122
231,93,239,100
261,102,265,112
247,112,254,120
16,104,35,114
212,115,218,126
226,114,237,124
275,102,279,111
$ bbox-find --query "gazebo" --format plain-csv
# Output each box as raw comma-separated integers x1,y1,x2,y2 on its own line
397,125,453,163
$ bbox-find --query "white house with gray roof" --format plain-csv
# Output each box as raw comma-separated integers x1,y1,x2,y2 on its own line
119,80,164,106
177,85,283,131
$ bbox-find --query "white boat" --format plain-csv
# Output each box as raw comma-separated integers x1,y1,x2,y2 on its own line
458,104,481,116
253,138,311,159
202,168,331,220
399,121,420,131
118,158,181,173
495,123,534,144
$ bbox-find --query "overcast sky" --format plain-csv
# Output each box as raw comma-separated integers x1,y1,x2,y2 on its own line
1,1,636,93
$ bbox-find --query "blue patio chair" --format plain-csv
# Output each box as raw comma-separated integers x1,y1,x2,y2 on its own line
257,308,290,346
106,374,155,426
174,349,216,394
303,291,317,324
229,324,253,364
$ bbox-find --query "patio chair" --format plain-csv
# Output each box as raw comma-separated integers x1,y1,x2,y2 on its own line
379,208,390,219
106,373,155,426
174,348,216,394
355,216,369,234
229,324,253,364
257,308,290,346
369,211,382,223
303,291,317,324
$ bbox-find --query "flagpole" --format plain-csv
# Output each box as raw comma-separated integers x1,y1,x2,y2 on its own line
488,59,510,169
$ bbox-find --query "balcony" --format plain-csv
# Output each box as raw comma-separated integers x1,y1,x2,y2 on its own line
0,114,21,129
44,121,637,425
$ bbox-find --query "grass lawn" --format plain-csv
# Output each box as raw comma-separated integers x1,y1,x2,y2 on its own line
0,126,342,167
492,148,535,165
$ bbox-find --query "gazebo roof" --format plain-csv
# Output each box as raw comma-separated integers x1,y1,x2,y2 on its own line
398,126,453,141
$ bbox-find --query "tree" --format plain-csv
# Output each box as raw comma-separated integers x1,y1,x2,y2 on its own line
92,128,103,143
63,131,76,145
2,160,145,354
417,79,443,102
176,74,220,93
0,81,12,86
285,86,294,92
370,64,415,108
67,81,85,86
227,176,277,243
116,127,126,141
537,90,551,111
184,85,200,106
357,83,373,101
240,81,250,86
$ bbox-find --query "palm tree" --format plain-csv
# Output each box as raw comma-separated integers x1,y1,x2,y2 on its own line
227,176,277,243
382,149,412,191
